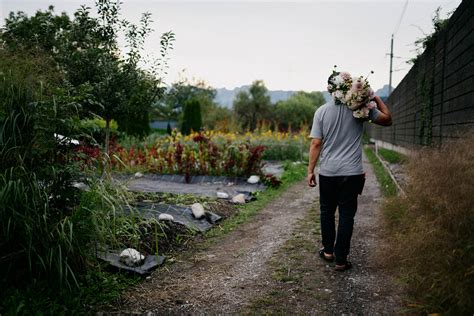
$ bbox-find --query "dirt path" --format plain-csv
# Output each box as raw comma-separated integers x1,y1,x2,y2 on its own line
116,156,401,314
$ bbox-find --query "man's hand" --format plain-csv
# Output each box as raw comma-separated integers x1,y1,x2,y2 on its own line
307,172,317,187
307,138,322,187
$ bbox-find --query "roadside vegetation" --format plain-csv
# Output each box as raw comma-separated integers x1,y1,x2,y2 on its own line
366,137,474,314
364,146,397,197
377,147,406,164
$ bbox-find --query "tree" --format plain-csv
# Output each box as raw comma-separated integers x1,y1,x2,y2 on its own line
155,77,215,125
181,99,202,135
274,91,325,130
1,2,175,148
233,80,272,131
0,6,71,53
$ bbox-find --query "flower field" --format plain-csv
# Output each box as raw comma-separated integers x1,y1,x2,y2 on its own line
76,129,310,178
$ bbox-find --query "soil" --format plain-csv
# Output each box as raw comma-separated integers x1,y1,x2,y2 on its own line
109,156,402,314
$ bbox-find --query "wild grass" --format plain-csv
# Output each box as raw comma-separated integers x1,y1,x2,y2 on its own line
364,146,397,197
377,148,406,164
381,135,474,314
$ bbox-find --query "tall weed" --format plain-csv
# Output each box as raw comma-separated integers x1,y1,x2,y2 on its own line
382,134,474,313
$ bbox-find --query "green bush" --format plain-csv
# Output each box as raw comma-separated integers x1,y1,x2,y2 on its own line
181,98,202,135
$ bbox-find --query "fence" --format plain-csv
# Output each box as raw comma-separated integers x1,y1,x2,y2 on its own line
367,0,474,148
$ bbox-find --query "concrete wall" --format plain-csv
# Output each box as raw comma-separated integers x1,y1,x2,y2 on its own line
367,0,474,148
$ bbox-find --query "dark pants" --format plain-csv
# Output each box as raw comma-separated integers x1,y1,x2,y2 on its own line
319,174,365,265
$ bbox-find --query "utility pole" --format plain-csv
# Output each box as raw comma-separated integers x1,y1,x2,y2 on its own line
389,34,394,95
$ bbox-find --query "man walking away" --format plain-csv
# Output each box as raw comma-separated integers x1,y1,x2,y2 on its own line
307,94,392,271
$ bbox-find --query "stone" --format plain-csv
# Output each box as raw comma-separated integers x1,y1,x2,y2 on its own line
247,175,260,184
119,248,144,266
134,172,144,178
231,193,246,204
191,203,205,219
72,182,89,191
217,192,229,199
158,213,174,221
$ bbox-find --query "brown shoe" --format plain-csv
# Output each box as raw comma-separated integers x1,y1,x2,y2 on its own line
319,249,334,262
334,261,352,271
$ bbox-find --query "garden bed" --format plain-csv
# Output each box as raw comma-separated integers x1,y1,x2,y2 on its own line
115,174,266,200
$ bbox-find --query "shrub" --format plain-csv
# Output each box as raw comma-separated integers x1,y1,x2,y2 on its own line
381,134,474,314
181,98,202,135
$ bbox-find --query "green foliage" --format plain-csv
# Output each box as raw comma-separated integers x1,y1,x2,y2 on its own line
80,118,119,143
381,136,474,314
0,1,175,310
1,266,140,314
1,2,175,144
181,99,202,135
0,5,71,52
378,148,406,164
364,146,397,197
0,51,84,289
233,80,272,131
274,91,325,130
155,77,215,124
408,7,452,65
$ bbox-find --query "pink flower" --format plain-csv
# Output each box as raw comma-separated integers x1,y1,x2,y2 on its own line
340,71,351,80
368,88,375,99
353,80,363,90
367,101,377,109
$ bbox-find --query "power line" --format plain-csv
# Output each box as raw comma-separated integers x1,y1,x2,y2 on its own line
393,0,409,35
389,0,409,96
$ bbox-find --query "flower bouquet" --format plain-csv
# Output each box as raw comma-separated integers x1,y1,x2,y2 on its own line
327,66,377,120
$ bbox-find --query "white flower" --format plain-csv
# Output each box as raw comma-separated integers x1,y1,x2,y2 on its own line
332,75,344,86
353,107,369,119
333,90,344,100
347,97,361,110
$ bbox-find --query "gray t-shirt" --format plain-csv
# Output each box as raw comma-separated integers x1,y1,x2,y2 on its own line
309,100,379,176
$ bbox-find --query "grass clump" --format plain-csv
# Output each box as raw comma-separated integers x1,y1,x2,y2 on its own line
364,146,397,197
381,135,474,314
378,148,406,164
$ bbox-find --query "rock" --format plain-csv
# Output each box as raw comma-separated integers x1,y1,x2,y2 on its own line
119,248,144,266
247,175,260,184
191,203,205,219
231,194,246,204
72,182,89,191
54,133,79,145
134,172,144,178
217,192,229,199
158,213,174,221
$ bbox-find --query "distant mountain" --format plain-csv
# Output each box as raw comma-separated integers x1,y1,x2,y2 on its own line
215,86,330,108
375,84,390,98
215,86,295,108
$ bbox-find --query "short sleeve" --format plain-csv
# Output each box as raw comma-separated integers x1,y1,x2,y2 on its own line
368,108,381,122
309,109,323,139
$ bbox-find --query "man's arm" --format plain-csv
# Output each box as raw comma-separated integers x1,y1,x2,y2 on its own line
372,96,392,126
307,138,322,187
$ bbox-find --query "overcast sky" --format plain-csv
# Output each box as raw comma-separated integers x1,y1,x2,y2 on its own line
1,0,462,92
